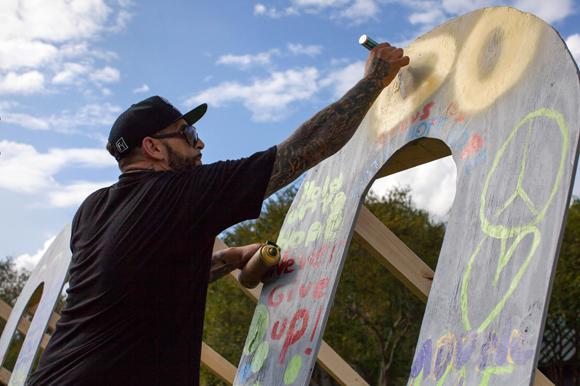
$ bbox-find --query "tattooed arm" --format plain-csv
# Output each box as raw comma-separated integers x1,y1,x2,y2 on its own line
264,43,409,198
209,243,263,283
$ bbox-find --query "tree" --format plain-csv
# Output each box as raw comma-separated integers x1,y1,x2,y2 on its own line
538,197,580,386
0,257,30,308
324,188,445,386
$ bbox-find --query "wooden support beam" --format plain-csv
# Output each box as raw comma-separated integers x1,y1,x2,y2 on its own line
201,343,237,385
533,369,554,386
352,205,554,386
317,341,370,386
353,205,433,302
0,367,10,386
25,303,60,332
0,299,51,351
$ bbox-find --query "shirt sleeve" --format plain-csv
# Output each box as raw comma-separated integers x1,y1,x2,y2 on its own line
177,146,277,239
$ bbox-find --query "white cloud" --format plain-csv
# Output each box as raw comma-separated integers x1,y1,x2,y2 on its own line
285,0,378,23
217,45,323,69
52,62,91,85
111,9,132,32
133,84,150,93
0,39,59,70
440,0,497,16
186,67,320,121
217,50,279,69
565,34,580,65
89,66,120,84
0,0,111,43
512,0,574,24
288,43,323,56
335,0,379,24
256,0,378,22
2,103,122,132
291,0,349,8
409,8,447,25
48,180,115,208
1,112,50,130
15,235,57,272
370,157,457,220
0,0,130,95
0,71,44,94
255,0,575,29
320,60,365,98
0,140,116,194
188,59,369,121
48,103,123,132
254,3,300,18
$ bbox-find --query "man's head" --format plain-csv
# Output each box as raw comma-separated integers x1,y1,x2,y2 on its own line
107,96,207,172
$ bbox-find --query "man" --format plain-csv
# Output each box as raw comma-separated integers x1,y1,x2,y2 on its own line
28,43,408,385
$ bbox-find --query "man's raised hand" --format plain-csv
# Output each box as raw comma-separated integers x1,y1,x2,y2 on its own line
364,43,410,89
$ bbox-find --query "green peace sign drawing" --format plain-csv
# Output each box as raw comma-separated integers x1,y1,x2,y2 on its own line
461,108,569,334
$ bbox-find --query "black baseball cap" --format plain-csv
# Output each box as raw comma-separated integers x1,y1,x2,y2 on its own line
108,96,207,159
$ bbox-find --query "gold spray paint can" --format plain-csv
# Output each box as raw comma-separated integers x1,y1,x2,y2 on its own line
238,241,281,289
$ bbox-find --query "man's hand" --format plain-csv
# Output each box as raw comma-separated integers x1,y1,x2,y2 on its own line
364,43,410,89
235,243,264,269
209,243,263,283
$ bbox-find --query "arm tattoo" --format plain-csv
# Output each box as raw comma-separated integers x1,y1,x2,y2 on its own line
209,249,234,283
265,58,390,198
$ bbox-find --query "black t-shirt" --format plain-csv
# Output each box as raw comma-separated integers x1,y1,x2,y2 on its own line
28,147,276,386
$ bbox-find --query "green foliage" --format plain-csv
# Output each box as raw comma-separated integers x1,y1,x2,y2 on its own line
325,188,444,386
0,257,30,308
540,197,580,386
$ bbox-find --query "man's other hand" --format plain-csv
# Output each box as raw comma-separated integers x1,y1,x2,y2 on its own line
364,43,410,89
236,243,264,269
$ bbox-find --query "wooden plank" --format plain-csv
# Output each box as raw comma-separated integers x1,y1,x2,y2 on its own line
353,205,433,302
317,341,369,386
201,343,237,385
533,369,553,386
25,302,60,332
376,138,451,178
0,367,10,386
0,300,54,353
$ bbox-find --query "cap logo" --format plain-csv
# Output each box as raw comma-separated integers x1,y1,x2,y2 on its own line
159,96,180,113
116,137,129,153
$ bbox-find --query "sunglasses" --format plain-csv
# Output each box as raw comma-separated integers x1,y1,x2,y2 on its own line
152,125,198,147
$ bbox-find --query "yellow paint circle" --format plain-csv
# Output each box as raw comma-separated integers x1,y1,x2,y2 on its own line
454,8,544,113
367,32,457,139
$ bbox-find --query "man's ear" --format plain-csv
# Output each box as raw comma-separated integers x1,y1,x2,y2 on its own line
141,137,165,160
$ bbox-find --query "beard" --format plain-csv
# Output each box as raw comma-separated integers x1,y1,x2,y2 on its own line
162,141,200,171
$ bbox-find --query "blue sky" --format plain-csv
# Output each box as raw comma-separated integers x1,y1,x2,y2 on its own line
1,0,580,271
